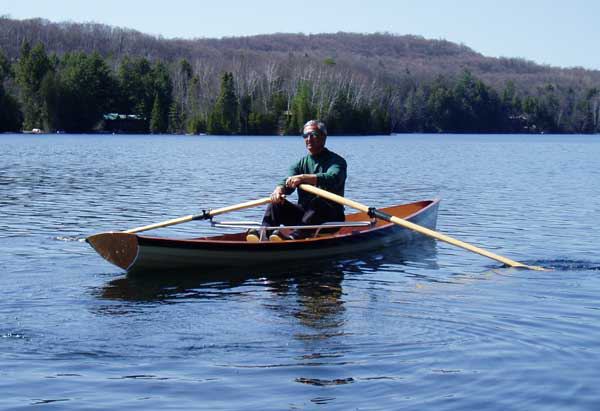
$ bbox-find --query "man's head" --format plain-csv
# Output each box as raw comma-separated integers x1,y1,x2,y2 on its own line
302,120,327,155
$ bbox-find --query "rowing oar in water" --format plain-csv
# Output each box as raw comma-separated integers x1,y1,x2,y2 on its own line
299,184,546,271
86,197,271,269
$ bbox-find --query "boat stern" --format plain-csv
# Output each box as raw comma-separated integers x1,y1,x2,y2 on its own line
86,232,139,270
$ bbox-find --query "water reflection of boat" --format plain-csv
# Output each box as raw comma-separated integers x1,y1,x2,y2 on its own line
96,237,438,304
87,199,439,276
95,240,439,337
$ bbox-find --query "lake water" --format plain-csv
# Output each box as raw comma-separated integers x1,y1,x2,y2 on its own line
1,133,599,410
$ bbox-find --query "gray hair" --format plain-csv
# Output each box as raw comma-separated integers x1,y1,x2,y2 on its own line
303,120,327,136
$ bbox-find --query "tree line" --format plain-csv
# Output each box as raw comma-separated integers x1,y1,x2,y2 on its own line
1,41,599,134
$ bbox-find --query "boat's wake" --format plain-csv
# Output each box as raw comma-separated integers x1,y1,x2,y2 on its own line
489,259,600,272
55,235,86,243
527,259,600,272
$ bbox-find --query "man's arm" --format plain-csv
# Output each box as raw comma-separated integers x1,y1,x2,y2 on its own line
314,160,347,191
272,173,316,204
272,160,305,203
270,174,317,204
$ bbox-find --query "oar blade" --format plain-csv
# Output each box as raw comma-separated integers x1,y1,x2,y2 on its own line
515,264,548,271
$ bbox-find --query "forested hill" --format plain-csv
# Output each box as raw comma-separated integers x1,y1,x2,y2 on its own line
3,17,598,89
1,16,599,135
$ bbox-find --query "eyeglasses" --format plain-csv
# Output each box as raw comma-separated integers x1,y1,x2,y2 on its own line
302,131,321,139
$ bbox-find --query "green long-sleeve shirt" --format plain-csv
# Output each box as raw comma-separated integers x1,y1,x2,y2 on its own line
280,148,347,210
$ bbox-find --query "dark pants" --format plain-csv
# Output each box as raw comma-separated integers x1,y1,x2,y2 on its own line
262,197,345,239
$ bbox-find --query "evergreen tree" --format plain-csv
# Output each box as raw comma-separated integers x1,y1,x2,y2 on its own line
117,58,172,132
150,94,166,133
370,106,391,134
186,75,204,134
45,52,117,132
172,58,193,133
288,81,313,134
210,72,239,134
207,109,224,134
427,78,457,132
239,94,252,134
501,80,517,111
0,50,23,132
187,113,207,134
326,88,379,135
0,51,11,81
454,71,503,132
525,85,560,133
117,57,154,127
269,91,289,135
401,86,428,132
327,91,354,134
39,70,63,131
150,62,172,133
15,42,53,130
168,101,183,133
247,112,277,135
0,90,23,132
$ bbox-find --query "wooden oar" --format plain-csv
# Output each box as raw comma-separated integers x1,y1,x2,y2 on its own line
86,196,272,270
299,184,545,271
124,197,271,234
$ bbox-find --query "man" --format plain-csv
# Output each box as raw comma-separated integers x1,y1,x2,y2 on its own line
247,120,347,242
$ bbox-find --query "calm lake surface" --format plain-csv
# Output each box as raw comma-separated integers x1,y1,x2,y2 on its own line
1,133,599,410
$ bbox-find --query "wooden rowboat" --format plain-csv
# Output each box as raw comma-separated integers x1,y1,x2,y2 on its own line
87,199,440,275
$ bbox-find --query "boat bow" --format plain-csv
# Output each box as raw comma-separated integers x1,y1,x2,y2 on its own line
86,232,139,270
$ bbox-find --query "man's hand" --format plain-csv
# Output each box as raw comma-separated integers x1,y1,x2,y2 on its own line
271,186,286,204
285,174,304,189
285,174,317,189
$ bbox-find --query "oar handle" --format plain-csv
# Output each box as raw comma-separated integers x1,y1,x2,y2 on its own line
124,197,272,234
299,184,545,271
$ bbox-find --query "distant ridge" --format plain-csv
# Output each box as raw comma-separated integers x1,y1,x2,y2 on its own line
1,16,599,92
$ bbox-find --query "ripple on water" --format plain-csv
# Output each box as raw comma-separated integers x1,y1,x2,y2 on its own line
54,236,87,242
2,134,600,410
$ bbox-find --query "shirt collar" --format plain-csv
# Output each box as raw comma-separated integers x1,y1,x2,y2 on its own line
309,147,329,159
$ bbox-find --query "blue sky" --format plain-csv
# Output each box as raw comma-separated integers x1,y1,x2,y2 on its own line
3,0,599,70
